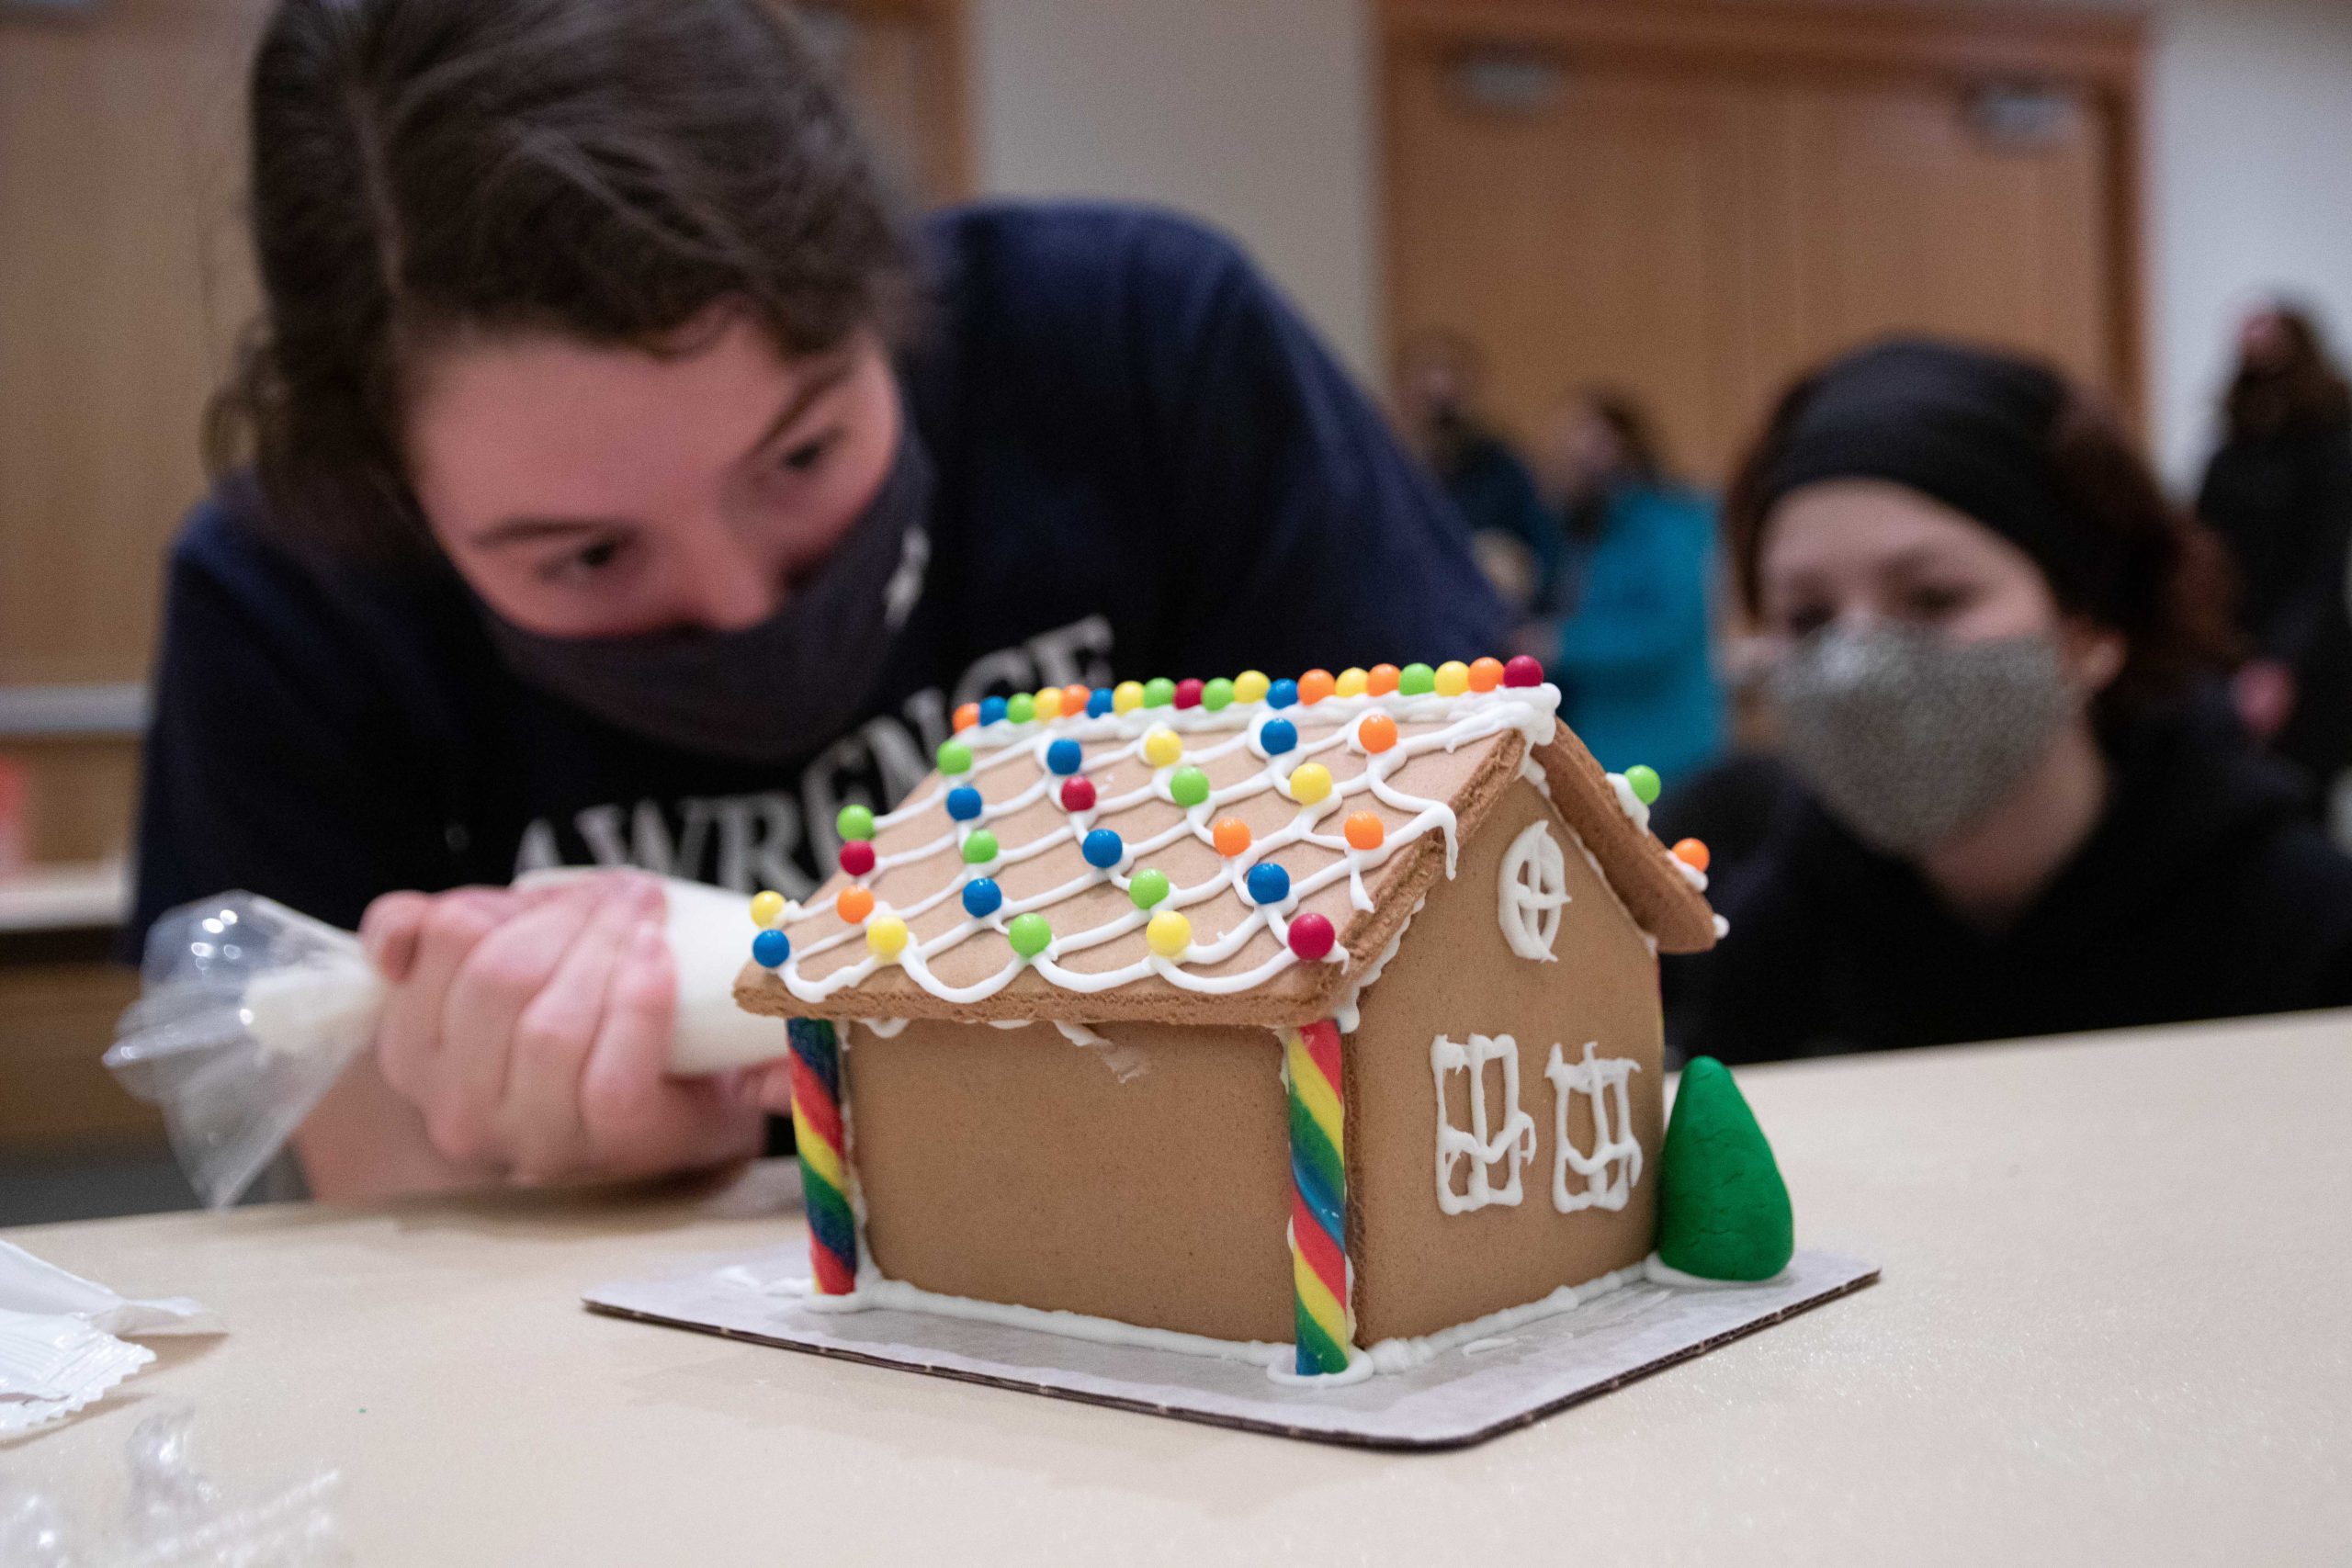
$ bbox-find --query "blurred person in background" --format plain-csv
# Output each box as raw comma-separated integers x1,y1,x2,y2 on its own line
1537,389,1726,784
135,0,1505,1199
1394,329,1565,618
2197,302,2352,828
1683,338,2352,1063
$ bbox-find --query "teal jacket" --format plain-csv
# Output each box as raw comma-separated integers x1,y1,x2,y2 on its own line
1554,484,1727,789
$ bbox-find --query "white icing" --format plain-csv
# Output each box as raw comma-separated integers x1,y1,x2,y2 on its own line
1331,897,1421,1033
1519,751,1554,798
857,1017,909,1038
1496,820,1569,961
1051,1018,1151,1081
1365,1262,1645,1372
772,685,1565,1009
1545,1041,1644,1213
1713,913,1732,939
1430,1032,1538,1213
1458,1337,1517,1357
1606,772,1651,832
1643,1253,1786,1290
1264,1346,1374,1386
1672,856,1709,892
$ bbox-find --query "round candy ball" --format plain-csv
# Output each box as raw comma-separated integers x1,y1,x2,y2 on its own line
1059,775,1098,813
836,886,875,924
1287,761,1333,806
1259,717,1298,756
752,928,792,968
1246,862,1292,906
1008,911,1053,959
1173,677,1204,710
937,739,973,775
1234,670,1271,704
1169,765,1211,808
1046,738,1083,776
961,829,1001,864
1034,686,1063,721
1344,810,1386,852
952,702,981,733
1128,868,1170,909
1287,911,1336,962
1334,667,1369,697
1267,677,1299,709
1397,661,1436,696
1142,727,1183,768
979,695,1009,726
962,877,1003,919
866,915,910,960
1357,713,1398,754
1503,654,1544,689
1086,686,1115,717
1469,656,1506,693
1006,692,1036,725
1672,838,1711,873
1146,909,1193,958
1201,677,1235,712
1212,817,1251,858
1143,677,1177,708
836,803,876,842
1297,669,1336,705
1433,660,1471,696
839,840,876,877
1368,663,1402,696
749,889,786,928
1113,681,1145,715
1064,683,1091,716
945,785,985,822
1082,828,1125,869
1624,764,1662,806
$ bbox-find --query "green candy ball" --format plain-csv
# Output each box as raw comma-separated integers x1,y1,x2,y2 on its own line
1006,693,1036,725
1397,661,1437,695
1128,868,1170,909
836,803,876,842
1624,765,1663,806
961,829,1001,864
1007,911,1052,958
1143,677,1177,708
1169,765,1211,807
936,739,973,775
1201,677,1236,712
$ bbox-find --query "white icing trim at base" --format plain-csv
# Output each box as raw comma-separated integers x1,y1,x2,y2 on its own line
1364,1261,1645,1372
1264,1346,1374,1386
1642,1253,1790,1290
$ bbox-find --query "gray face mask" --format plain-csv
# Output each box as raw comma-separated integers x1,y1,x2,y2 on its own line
1769,625,2074,855
481,427,933,765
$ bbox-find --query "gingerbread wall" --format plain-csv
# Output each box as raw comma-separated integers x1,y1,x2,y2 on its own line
843,1017,1296,1343
1347,778,1667,1344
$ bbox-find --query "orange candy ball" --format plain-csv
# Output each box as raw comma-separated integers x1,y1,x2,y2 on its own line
1344,811,1386,852
1298,668,1337,705
953,702,981,732
1213,817,1252,858
1672,838,1712,872
1367,663,1401,696
1357,712,1398,753
836,886,876,923
1063,682,1091,715
1468,657,1506,693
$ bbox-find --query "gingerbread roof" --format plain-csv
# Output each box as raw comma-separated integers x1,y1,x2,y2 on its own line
734,663,1717,1029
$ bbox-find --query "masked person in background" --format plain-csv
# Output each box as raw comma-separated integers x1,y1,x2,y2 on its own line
134,0,1506,1198
1682,339,2352,1063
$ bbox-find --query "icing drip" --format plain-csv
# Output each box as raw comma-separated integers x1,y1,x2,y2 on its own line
1430,1033,1539,1213
1607,772,1651,833
773,685,1564,1010
857,1018,909,1038
1672,856,1710,893
1331,897,1420,1033
1496,820,1569,960
1713,913,1732,940
1544,1041,1644,1213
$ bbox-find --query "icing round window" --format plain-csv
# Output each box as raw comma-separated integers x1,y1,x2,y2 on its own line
1498,820,1569,960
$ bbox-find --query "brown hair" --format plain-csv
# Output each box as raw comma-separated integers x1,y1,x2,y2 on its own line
208,0,912,565
2225,304,2352,441
1573,386,1671,487
1725,351,2238,719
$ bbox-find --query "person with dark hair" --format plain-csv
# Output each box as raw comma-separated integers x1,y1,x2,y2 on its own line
1680,337,2352,1063
1393,329,1564,615
2197,302,2352,813
1538,389,1726,783
137,0,1507,1197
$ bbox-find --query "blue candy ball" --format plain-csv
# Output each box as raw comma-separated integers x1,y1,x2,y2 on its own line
1086,687,1115,717
1046,738,1083,776
1268,678,1299,709
752,928,792,968
946,784,985,821
1260,717,1298,756
978,695,1009,726
961,877,1003,919
1246,862,1292,906
1082,828,1125,869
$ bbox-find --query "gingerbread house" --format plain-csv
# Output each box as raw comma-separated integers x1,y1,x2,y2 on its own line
734,658,1720,1378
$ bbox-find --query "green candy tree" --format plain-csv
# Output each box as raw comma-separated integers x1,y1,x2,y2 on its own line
1656,1056,1794,1281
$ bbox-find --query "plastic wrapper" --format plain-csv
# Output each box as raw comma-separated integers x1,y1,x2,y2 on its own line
0,1241,225,1438
105,877,792,1210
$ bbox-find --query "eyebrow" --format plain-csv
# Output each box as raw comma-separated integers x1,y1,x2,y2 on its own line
467,354,858,549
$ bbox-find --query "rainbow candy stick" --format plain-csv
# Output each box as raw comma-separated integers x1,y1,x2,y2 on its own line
1285,1019,1352,1375
787,1018,858,1295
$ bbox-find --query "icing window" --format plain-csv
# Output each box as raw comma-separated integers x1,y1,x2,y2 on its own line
1497,820,1569,961
1430,1033,1538,1214
1545,1041,1643,1213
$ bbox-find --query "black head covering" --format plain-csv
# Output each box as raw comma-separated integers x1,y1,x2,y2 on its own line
1755,338,2118,604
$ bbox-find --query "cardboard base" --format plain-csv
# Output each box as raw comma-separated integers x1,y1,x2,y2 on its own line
584,1248,1877,1450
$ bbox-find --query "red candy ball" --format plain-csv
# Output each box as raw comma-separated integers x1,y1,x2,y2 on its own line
1503,654,1544,689
1287,912,1336,962
1173,677,1204,710
839,840,876,877
1059,775,1098,812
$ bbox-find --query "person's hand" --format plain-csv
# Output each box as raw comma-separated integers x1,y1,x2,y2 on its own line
2233,659,2298,741
358,873,764,1185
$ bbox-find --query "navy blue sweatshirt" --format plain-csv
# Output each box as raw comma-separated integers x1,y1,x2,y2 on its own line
132,203,1507,940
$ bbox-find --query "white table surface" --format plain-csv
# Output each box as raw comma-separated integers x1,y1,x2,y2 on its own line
6,1010,2347,1564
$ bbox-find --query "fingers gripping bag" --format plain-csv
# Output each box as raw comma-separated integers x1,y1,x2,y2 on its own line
103,877,790,1208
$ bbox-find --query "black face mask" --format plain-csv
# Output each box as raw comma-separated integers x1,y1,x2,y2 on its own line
481,426,933,765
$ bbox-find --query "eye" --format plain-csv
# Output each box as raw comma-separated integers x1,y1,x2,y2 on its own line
535,534,634,584
777,433,837,474
1903,581,1974,620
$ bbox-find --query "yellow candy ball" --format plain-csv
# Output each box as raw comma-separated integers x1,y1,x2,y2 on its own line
1147,909,1193,957
1142,726,1183,768
866,914,910,960
749,890,786,928
1433,660,1471,696
1034,685,1064,721
1233,670,1271,704
1288,761,1333,805
1335,667,1369,697
1113,680,1146,715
